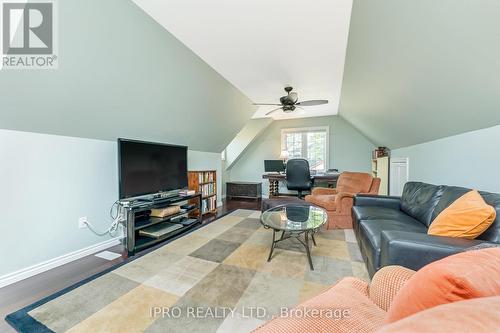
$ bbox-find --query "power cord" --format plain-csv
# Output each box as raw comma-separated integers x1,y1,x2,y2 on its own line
83,200,126,237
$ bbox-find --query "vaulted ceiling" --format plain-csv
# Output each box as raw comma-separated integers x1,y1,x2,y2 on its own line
0,0,255,153
132,0,353,120
339,0,500,148
3,0,499,152
134,0,500,149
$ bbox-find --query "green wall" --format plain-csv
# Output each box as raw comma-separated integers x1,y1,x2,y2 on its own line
392,125,500,193
228,116,375,195
340,0,500,148
0,0,255,153
0,0,252,280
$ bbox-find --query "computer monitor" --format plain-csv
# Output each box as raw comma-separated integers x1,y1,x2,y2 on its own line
264,160,285,173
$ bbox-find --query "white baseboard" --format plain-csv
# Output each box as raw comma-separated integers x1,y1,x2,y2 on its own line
0,237,122,289
217,201,223,207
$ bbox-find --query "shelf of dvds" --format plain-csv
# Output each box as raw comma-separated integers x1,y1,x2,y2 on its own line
188,170,217,214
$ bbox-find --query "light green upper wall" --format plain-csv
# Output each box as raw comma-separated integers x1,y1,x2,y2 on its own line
340,0,500,148
392,125,500,193
225,118,273,169
228,116,375,195
0,0,255,152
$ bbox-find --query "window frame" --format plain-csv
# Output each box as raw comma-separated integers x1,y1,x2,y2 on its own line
280,126,330,171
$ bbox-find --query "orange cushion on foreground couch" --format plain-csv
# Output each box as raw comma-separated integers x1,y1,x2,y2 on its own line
428,190,496,239
379,296,500,333
385,248,500,323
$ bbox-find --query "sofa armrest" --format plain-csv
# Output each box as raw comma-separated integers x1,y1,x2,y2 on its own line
311,187,337,195
369,265,416,311
335,192,355,214
353,194,401,210
380,230,495,271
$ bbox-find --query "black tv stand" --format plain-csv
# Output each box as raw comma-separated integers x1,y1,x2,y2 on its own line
124,193,202,256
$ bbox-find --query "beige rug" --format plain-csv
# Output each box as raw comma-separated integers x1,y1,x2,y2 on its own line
21,209,369,333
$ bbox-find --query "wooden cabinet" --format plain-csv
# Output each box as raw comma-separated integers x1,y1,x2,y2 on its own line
226,181,262,200
188,170,217,214
372,156,389,195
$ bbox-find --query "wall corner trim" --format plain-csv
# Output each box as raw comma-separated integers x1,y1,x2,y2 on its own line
0,237,122,288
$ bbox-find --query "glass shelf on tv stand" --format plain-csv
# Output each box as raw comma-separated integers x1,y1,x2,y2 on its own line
124,193,202,256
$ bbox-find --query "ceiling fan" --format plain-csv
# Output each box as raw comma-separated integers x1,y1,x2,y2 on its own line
253,86,328,116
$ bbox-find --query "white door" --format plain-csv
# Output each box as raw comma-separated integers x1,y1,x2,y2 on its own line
390,158,409,196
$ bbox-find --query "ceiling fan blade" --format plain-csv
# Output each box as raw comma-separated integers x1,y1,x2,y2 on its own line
253,103,282,106
265,107,283,116
296,100,329,106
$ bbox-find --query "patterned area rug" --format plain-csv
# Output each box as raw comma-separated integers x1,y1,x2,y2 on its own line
7,209,369,333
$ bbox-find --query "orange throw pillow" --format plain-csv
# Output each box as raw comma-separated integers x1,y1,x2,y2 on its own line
428,190,496,239
385,248,500,323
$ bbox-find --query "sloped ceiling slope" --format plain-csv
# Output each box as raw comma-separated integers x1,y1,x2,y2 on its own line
339,0,500,149
0,0,255,153
132,0,353,121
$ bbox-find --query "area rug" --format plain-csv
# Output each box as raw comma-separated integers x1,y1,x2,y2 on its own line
6,209,368,333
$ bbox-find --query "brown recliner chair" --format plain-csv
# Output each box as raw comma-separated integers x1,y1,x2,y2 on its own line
305,171,380,229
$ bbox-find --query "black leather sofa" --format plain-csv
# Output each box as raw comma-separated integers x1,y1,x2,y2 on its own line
352,182,500,277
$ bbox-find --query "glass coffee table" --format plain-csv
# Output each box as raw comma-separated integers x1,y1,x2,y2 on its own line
260,204,328,270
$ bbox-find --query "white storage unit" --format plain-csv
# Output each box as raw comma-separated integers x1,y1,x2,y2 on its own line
390,157,409,196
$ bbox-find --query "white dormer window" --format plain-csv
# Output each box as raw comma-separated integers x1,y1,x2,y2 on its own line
281,126,329,172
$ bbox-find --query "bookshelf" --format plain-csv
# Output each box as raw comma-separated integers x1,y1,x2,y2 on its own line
188,170,217,214
371,156,389,195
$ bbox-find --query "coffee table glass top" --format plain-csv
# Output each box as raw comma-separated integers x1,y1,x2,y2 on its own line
260,205,327,231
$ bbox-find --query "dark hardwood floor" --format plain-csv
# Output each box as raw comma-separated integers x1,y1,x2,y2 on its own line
0,198,261,332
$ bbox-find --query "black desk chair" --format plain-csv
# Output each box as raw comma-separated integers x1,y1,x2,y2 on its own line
286,158,313,198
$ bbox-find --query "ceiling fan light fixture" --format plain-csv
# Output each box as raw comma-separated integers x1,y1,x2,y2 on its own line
254,86,329,116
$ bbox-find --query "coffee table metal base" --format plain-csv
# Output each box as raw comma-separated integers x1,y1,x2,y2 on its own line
266,228,318,270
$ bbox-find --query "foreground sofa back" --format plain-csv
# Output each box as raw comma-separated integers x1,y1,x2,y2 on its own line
352,181,500,276
253,248,500,333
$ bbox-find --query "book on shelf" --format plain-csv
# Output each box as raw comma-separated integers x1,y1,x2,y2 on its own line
201,195,217,213
179,189,196,196
200,183,215,197
189,170,217,214
198,171,215,183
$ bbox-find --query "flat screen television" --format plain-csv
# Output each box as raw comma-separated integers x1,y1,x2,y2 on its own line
118,139,188,199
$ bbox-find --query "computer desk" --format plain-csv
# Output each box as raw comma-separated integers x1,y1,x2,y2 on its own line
262,172,341,197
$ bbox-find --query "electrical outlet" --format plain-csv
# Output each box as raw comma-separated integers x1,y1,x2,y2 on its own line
78,217,88,229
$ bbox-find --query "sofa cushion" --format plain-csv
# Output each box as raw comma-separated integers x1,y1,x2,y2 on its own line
431,186,500,242
428,190,496,239
431,185,471,220
253,277,385,333
386,248,500,323
353,206,421,226
400,182,444,227
379,296,500,333
305,194,337,211
359,220,427,274
475,191,500,242
336,171,373,194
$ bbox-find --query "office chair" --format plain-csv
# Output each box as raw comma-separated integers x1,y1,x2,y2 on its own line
286,158,313,199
